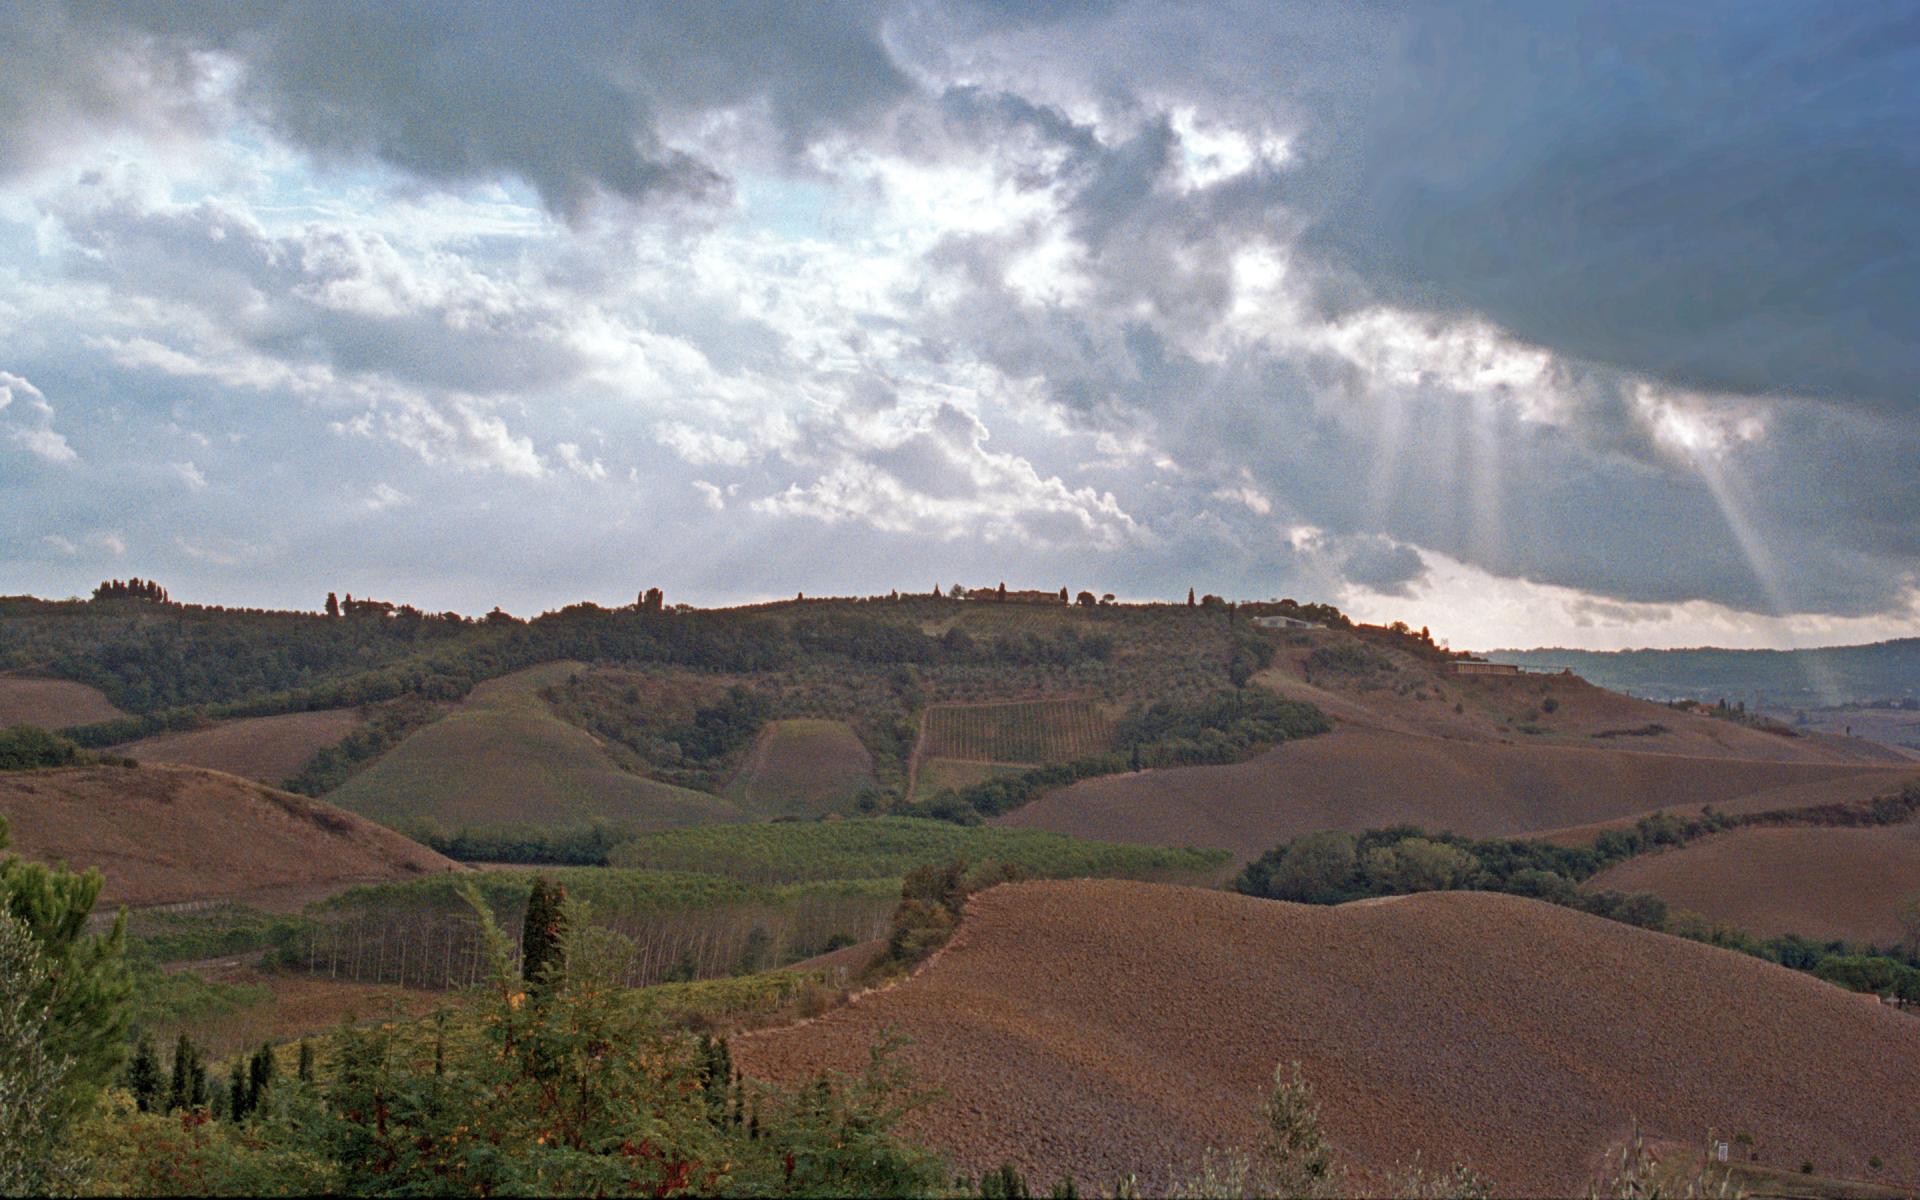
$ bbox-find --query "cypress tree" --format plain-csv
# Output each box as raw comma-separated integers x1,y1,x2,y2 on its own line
228,1058,248,1121
124,1034,162,1112
247,1041,276,1114
297,1037,315,1083
521,877,567,985
168,1034,192,1112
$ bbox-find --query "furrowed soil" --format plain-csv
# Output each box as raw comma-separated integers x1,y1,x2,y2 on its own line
322,662,741,832
1585,822,1920,944
0,764,457,908
738,880,1920,1197
0,674,126,728
726,719,874,817
922,697,1114,764
999,725,1920,863
116,708,365,784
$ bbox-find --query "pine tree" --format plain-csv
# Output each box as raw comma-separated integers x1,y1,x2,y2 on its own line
297,1037,315,1083
521,877,567,985
325,592,340,618
0,816,130,1124
124,1034,162,1112
1187,587,1196,607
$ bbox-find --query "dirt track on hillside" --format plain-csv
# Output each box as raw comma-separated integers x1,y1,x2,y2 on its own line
997,726,1919,862
737,880,1920,1196
0,764,457,908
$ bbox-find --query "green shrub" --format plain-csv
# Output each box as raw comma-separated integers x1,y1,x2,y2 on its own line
0,724,82,770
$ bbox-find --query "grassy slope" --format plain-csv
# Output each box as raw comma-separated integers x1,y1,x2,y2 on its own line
725,718,875,817
912,759,1025,804
324,662,741,833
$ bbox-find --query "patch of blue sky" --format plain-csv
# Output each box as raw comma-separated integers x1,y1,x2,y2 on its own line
736,173,853,243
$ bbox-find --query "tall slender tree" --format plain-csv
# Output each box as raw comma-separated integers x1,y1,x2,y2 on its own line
521,877,568,986
124,1034,162,1112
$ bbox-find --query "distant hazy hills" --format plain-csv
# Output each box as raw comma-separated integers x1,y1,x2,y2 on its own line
1485,639,1920,707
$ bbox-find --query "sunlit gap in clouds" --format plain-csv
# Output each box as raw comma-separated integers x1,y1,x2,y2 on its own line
1644,390,1846,703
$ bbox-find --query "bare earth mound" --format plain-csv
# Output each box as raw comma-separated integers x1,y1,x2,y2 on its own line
1000,726,1917,863
117,708,364,784
1586,822,1920,944
739,880,1920,1196
0,764,457,908
0,674,126,728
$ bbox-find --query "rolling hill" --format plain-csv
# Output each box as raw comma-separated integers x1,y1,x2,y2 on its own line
1585,823,1920,945
999,725,1920,863
738,879,1920,1195
0,763,456,909
322,661,743,834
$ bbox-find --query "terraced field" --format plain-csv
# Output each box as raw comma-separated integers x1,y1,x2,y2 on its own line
923,698,1114,764
740,880,1920,1195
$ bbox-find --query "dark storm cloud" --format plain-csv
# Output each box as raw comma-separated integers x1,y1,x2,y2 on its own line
3,1,914,217
1295,1,1920,412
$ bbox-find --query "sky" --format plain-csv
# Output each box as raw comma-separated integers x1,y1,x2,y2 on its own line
0,1,1916,651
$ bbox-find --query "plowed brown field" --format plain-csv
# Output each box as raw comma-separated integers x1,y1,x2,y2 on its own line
0,674,126,728
0,764,457,908
117,708,364,783
738,880,1920,1196
998,726,1919,863
1586,823,1920,944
